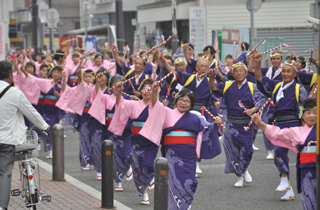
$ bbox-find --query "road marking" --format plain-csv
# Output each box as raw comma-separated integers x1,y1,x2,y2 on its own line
37,158,133,210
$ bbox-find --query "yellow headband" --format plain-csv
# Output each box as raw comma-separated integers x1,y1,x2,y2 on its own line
197,56,210,65
283,60,297,71
231,62,248,72
136,55,147,64
174,58,185,65
72,51,80,56
54,52,66,56
203,47,211,52
270,52,282,58
299,106,317,119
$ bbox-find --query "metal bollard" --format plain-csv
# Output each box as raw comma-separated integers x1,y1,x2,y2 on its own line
101,140,114,209
52,124,65,181
154,157,169,210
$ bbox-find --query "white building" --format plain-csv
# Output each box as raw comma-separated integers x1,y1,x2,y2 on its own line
137,0,316,58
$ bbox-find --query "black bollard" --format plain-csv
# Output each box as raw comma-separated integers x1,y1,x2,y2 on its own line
101,140,114,209
154,157,169,210
52,124,65,181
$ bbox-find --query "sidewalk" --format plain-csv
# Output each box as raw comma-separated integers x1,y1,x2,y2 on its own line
8,159,132,210
9,163,104,210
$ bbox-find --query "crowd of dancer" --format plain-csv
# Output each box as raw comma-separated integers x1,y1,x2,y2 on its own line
6,38,318,210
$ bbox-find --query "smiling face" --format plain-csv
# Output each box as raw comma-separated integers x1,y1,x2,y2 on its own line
135,58,145,72
196,60,209,75
175,62,186,73
271,55,282,68
302,108,317,127
141,84,152,100
281,65,296,84
232,66,247,83
177,95,192,113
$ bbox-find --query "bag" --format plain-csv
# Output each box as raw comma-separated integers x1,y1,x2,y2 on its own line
0,85,11,99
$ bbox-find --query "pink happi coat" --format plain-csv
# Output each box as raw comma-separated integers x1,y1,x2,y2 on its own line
264,124,315,153
140,100,203,158
108,96,149,136
88,89,116,125
14,73,52,105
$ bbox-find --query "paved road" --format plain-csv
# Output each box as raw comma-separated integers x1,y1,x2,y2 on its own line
38,125,302,210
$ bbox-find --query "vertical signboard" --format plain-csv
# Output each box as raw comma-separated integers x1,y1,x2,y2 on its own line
0,23,5,60
189,7,206,55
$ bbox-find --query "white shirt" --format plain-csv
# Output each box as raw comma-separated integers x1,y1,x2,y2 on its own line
195,73,205,88
0,80,48,145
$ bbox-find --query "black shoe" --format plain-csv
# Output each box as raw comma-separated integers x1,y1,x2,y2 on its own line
0,207,7,210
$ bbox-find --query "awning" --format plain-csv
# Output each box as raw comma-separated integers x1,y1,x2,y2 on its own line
66,24,110,35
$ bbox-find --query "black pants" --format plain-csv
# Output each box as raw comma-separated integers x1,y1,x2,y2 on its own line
0,144,15,209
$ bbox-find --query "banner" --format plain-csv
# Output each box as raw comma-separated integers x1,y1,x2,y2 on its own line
0,22,5,60
221,27,249,62
85,37,98,52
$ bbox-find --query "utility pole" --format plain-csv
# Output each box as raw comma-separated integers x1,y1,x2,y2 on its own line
84,2,89,40
171,0,178,54
317,19,320,210
49,0,52,50
116,0,124,51
250,0,254,49
32,0,38,51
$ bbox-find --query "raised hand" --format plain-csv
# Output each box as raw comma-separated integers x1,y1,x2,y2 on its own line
254,53,263,64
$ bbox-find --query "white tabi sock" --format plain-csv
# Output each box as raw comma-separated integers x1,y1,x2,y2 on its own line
280,187,295,201
266,150,274,160
196,162,202,174
116,182,122,188
234,176,244,188
243,170,252,183
143,192,149,201
275,177,290,191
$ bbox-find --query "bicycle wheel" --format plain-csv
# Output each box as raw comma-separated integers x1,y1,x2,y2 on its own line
31,192,38,210
22,173,32,208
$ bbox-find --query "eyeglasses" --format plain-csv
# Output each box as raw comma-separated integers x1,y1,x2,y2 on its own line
178,98,191,104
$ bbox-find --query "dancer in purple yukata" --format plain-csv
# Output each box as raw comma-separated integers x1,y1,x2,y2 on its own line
209,62,264,187
57,69,95,170
113,44,150,98
140,83,222,210
89,74,138,191
253,98,317,209
109,78,157,205
254,52,308,200
65,68,110,179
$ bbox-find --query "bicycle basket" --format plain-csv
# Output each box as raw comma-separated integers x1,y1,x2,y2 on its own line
26,129,39,157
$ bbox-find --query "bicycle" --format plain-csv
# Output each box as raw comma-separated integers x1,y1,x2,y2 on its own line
11,126,51,209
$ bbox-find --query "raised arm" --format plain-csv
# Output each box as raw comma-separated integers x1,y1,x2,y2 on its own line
182,44,191,65
115,82,124,104
208,68,217,91
77,68,82,84
112,44,122,67
160,54,175,73
151,81,159,107
61,70,67,92
95,72,102,94
254,53,263,83
247,50,256,74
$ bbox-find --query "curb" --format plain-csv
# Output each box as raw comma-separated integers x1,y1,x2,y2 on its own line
37,158,133,210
